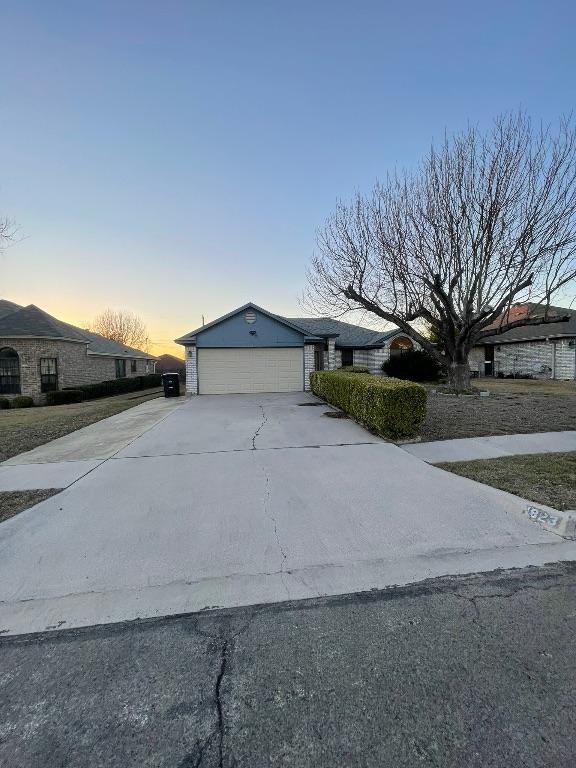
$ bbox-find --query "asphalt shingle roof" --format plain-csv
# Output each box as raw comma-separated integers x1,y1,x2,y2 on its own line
285,317,397,347
175,302,400,348
0,299,22,320
0,303,155,359
481,304,576,344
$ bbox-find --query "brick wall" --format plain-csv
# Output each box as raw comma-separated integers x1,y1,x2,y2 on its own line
184,346,198,395
369,348,386,375
352,349,369,368
553,340,576,380
0,337,152,403
304,344,315,391
493,339,575,380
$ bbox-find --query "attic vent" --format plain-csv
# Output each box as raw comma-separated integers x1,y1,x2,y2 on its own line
245,310,256,324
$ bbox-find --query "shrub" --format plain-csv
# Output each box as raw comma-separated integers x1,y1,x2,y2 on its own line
65,373,162,401
0,397,10,410
382,350,442,382
340,366,370,373
46,390,84,405
310,370,427,438
11,396,34,408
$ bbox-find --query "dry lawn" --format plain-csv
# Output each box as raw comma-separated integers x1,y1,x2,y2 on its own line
438,452,576,511
0,489,62,523
420,378,576,442
0,388,162,462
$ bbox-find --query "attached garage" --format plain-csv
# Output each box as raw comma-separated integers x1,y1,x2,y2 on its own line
175,303,325,396
197,347,303,394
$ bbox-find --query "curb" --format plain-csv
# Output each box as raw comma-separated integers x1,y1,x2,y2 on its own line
523,505,576,539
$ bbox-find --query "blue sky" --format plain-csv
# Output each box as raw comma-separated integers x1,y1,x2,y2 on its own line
1,1,575,354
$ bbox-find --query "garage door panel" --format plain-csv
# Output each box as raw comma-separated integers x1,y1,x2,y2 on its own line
198,348,303,394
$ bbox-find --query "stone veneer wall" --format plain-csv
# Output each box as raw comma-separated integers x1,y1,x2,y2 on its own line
184,346,198,394
0,337,150,403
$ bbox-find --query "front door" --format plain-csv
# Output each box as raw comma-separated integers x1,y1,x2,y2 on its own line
484,345,494,376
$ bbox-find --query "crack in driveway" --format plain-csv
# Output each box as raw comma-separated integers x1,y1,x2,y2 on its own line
251,404,268,450
253,447,290,600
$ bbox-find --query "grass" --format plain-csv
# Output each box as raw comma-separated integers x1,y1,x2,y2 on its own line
420,378,576,442
438,452,576,511
0,388,162,462
473,378,576,396
0,489,62,523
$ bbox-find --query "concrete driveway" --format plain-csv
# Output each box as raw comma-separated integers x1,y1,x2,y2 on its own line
1,392,575,635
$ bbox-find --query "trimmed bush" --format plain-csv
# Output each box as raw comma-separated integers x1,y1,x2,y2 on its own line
340,366,370,373
46,390,84,406
310,370,427,438
65,373,162,401
0,397,10,410
11,396,34,409
382,349,442,382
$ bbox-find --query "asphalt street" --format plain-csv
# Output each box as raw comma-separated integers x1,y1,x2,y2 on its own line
2,562,575,768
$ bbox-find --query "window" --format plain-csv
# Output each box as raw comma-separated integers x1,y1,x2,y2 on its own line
131,360,137,373
40,358,58,393
0,347,21,394
389,336,413,358
115,359,126,378
341,349,353,367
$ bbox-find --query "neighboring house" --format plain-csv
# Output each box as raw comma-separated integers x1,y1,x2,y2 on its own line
0,300,157,403
470,303,576,380
155,353,186,379
175,302,415,395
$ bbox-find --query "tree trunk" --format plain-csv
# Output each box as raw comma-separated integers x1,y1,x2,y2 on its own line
447,360,471,392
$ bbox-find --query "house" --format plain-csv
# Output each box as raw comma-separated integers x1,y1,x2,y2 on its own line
175,302,415,395
470,303,576,379
155,353,186,380
0,300,157,403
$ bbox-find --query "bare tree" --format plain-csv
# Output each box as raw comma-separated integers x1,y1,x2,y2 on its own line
91,309,151,352
0,214,17,255
308,113,576,390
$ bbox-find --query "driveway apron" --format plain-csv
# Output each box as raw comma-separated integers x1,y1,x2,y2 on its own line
1,392,575,635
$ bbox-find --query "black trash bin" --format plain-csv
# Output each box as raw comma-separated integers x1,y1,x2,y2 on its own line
162,372,180,397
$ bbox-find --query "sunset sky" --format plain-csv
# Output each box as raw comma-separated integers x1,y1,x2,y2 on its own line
1,1,575,357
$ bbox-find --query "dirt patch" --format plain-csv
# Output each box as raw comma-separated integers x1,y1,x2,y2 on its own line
438,453,576,511
420,389,576,442
0,389,162,463
0,489,62,524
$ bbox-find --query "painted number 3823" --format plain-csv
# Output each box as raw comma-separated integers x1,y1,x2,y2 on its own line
524,505,560,528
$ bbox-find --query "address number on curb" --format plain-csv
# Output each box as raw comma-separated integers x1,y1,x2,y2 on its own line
524,505,560,528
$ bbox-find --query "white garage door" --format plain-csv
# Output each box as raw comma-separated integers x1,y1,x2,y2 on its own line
197,347,304,394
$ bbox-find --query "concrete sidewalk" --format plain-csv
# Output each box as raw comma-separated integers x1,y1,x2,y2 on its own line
0,396,184,491
402,430,576,464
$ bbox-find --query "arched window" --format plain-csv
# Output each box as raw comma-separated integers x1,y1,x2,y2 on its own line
389,336,413,358
0,347,21,394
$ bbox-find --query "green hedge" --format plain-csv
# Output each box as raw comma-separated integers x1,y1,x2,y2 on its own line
64,373,162,401
0,397,10,410
11,396,34,409
46,390,84,406
310,370,427,438
340,366,370,373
